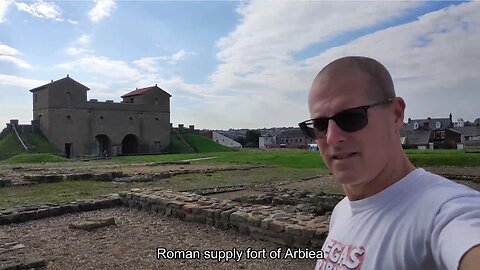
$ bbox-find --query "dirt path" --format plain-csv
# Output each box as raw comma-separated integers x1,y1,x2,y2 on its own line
2,208,317,270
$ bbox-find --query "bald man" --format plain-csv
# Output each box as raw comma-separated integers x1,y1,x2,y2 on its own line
298,56,480,270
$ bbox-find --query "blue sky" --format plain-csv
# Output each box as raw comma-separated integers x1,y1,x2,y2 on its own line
0,0,479,129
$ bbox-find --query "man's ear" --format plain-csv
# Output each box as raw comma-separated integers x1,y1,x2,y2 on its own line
393,97,406,129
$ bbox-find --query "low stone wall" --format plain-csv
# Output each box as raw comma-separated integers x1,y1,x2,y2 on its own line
233,190,343,216
10,165,267,186
0,194,121,225
119,188,330,248
0,232,46,270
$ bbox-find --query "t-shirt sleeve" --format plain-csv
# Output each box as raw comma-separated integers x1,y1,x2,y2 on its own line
431,194,480,270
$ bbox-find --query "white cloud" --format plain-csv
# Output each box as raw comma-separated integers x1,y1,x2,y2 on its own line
0,43,18,55
77,34,91,46
65,47,91,56
56,56,141,81
211,1,421,90
0,43,32,69
183,1,480,129
133,57,163,73
168,49,194,65
15,0,63,21
133,50,195,72
64,34,93,56
0,55,32,69
0,0,12,23
89,0,116,23
0,74,46,89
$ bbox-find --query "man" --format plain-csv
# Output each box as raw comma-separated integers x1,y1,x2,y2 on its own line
299,56,480,270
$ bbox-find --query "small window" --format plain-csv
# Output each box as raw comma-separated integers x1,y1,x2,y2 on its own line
414,122,419,129
436,121,441,129
155,117,159,121
130,97,134,103
155,98,159,105
129,116,133,120
66,115,71,120
100,116,104,120
441,131,445,139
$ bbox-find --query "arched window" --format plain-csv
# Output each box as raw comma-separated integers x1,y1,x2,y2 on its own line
436,121,441,129
413,122,419,129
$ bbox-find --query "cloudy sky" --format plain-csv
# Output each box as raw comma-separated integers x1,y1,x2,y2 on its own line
0,0,479,130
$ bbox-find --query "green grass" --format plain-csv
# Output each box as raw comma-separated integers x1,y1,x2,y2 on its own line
183,134,233,152
0,133,27,160
115,150,327,169
114,149,480,168
0,181,122,209
168,136,195,154
406,149,480,167
167,134,233,154
27,133,61,154
0,167,325,209
2,153,68,164
0,131,61,161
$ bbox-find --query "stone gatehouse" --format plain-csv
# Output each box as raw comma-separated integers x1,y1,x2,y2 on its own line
29,76,171,157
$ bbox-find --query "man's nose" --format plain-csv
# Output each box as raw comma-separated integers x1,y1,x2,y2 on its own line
325,119,348,145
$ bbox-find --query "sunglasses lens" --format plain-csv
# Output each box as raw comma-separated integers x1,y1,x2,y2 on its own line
335,108,368,132
311,118,328,138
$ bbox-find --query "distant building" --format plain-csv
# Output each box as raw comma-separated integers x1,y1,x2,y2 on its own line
452,126,480,141
276,128,315,148
259,136,277,149
401,114,461,149
29,76,171,157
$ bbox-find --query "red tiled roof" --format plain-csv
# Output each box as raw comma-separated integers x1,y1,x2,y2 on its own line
121,86,154,98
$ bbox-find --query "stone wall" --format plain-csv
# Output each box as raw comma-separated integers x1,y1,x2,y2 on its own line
0,232,46,270
119,188,330,248
0,165,265,187
0,194,121,225
232,190,343,216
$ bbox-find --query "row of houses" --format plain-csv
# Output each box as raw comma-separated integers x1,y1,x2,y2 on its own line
259,114,480,150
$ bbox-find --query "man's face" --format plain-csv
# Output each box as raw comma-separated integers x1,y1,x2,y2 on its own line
308,69,397,187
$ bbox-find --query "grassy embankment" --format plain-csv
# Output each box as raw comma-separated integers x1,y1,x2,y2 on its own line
0,131,64,162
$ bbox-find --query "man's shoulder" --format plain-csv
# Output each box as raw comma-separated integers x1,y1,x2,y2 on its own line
408,169,480,218
415,169,478,198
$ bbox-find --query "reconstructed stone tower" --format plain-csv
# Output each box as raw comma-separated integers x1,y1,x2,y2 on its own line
29,76,171,157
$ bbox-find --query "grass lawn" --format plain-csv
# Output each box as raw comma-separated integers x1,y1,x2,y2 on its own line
114,150,328,169
0,167,326,209
2,153,69,164
183,134,233,152
1,149,479,209
0,133,27,160
114,149,480,168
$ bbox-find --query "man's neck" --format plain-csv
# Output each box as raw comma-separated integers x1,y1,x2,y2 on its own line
343,154,415,201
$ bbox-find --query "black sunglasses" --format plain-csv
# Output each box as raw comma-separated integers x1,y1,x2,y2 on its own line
299,99,393,139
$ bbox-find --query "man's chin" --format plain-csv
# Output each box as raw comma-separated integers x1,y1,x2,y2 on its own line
331,170,361,185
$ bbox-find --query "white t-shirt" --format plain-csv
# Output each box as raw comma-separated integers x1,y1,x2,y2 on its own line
314,168,480,270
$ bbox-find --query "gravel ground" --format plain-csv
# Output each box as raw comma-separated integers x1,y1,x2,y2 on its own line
1,208,317,270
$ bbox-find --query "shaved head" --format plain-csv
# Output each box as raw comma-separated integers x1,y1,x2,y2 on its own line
313,56,396,102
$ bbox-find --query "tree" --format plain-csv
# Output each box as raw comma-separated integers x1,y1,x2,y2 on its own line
245,130,261,148
235,136,246,147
